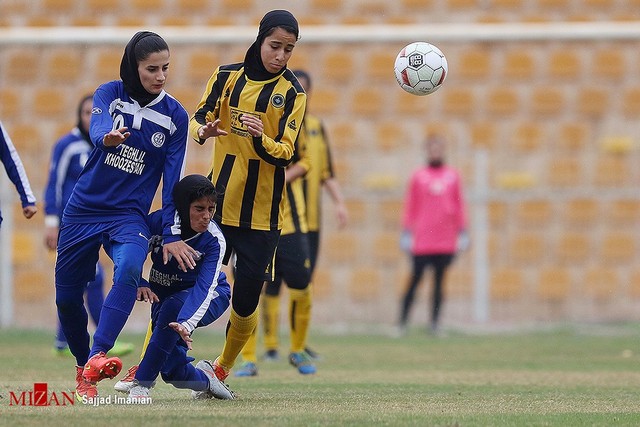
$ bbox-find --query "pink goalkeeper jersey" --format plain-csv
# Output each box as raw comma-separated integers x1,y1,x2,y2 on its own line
402,165,466,255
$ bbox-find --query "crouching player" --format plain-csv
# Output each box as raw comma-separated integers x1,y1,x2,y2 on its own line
113,174,235,400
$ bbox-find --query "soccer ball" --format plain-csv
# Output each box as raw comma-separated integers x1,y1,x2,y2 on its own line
394,42,448,96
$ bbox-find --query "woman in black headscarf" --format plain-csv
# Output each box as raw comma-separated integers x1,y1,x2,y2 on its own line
189,10,308,383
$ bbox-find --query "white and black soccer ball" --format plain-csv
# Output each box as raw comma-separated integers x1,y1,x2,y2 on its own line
394,42,448,96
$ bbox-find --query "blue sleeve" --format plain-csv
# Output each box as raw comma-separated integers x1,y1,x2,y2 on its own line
176,235,226,333
43,137,65,217
160,107,189,244
0,121,36,207
89,84,120,153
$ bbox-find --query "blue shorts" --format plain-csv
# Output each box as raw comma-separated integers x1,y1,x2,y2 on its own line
55,219,150,286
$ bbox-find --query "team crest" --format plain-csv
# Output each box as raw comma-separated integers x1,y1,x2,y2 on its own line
91,107,102,114
151,132,165,147
271,94,285,108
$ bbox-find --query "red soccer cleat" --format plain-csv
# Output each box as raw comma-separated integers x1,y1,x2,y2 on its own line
75,366,98,401
82,352,123,383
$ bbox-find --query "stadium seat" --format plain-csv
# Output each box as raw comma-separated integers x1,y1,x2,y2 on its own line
94,48,125,82
555,231,591,264
25,16,56,27
309,269,332,300
161,16,191,26
322,51,354,82
0,89,21,118
515,199,551,227
308,88,339,115
503,51,535,79
548,49,581,79
86,0,118,12
33,88,68,117
487,87,519,116
592,49,625,80
351,88,383,116
6,51,39,83
488,201,508,228
457,50,491,80
442,88,475,116
366,51,397,81
622,87,640,117
327,121,357,151
324,233,358,264
446,0,476,9
509,232,545,264
12,231,37,266
547,156,581,187
513,122,543,152
177,0,208,11
372,232,402,264
343,199,366,224
446,267,473,298
131,0,166,10
395,91,433,116
557,122,589,151
490,267,524,300
605,199,640,225
594,156,629,187
348,267,382,301
13,270,51,303
531,87,564,116
576,88,609,117
628,269,640,299
469,122,497,149
379,199,404,228
562,198,599,227
600,232,636,264
537,267,572,302
583,267,619,301
376,122,405,152
42,0,74,12
48,50,82,83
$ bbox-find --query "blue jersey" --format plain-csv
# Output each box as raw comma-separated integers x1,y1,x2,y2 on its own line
63,81,188,242
43,128,92,225
146,210,228,334
0,121,36,224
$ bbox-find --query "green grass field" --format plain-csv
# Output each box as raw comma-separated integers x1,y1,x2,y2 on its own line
1,324,640,426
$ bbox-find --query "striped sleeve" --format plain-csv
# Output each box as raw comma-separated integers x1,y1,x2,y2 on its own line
0,121,36,207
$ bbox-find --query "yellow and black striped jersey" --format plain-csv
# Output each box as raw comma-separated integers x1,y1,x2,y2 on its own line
281,130,309,236
301,114,334,232
189,64,306,231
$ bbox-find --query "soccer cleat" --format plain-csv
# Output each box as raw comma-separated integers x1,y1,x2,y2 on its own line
193,360,235,400
262,349,280,361
234,361,258,377
304,346,321,361
289,351,317,375
128,381,151,399
114,364,156,393
107,341,135,357
75,366,98,401
83,352,123,383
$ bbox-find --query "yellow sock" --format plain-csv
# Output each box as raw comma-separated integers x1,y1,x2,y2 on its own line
218,309,258,370
139,319,153,362
262,294,280,351
239,320,258,364
289,287,312,353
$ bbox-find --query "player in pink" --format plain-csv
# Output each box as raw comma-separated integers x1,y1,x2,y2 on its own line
398,134,468,336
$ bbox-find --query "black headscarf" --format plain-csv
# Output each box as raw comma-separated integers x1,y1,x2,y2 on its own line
172,175,217,240
120,31,168,107
77,94,93,143
243,10,299,81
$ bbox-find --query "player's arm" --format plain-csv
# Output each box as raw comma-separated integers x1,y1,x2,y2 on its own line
43,141,65,249
0,122,37,217
90,85,129,150
189,67,226,144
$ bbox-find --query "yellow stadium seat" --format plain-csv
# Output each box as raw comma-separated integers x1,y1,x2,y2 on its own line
372,232,403,265
487,87,519,116
169,87,200,111
556,231,590,264
94,48,124,82
366,51,397,81
622,87,640,117
488,201,507,228
401,0,435,10
515,199,551,227
12,231,37,266
446,267,473,298
537,0,571,8
131,0,166,9
348,268,382,301
309,269,333,300
442,88,475,116
395,91,434,116
6,122,44,153
600,232,636,264
49,50,82,82
42,0,74,11
322,51,354,82
185,50,220,83
548,49,581,79
605,199,640,225
177,0,208,11
376,122,405,152
161,16,191,26
13,270,52,303
592,49,625,80
628,268,640,299
311,0,344,10
446,0,476,8
87,0,117,11
531,87,564,116
309,88,339,115
490,267,524,300
503,51,535,79
380,200,404,228
537,267,572,302
576,88,609,117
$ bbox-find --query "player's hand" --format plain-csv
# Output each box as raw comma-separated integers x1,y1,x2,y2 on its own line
23,205,37,219
163,240,198,272
198,119,228,140
137,287,159,303
44,225,58,251
169,322,193,350
240,114,263,138
335,203,348,229
103,127,130,147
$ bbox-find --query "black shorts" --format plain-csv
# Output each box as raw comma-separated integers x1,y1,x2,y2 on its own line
273,231,311,290
219,224,280,282
307,230,320,275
